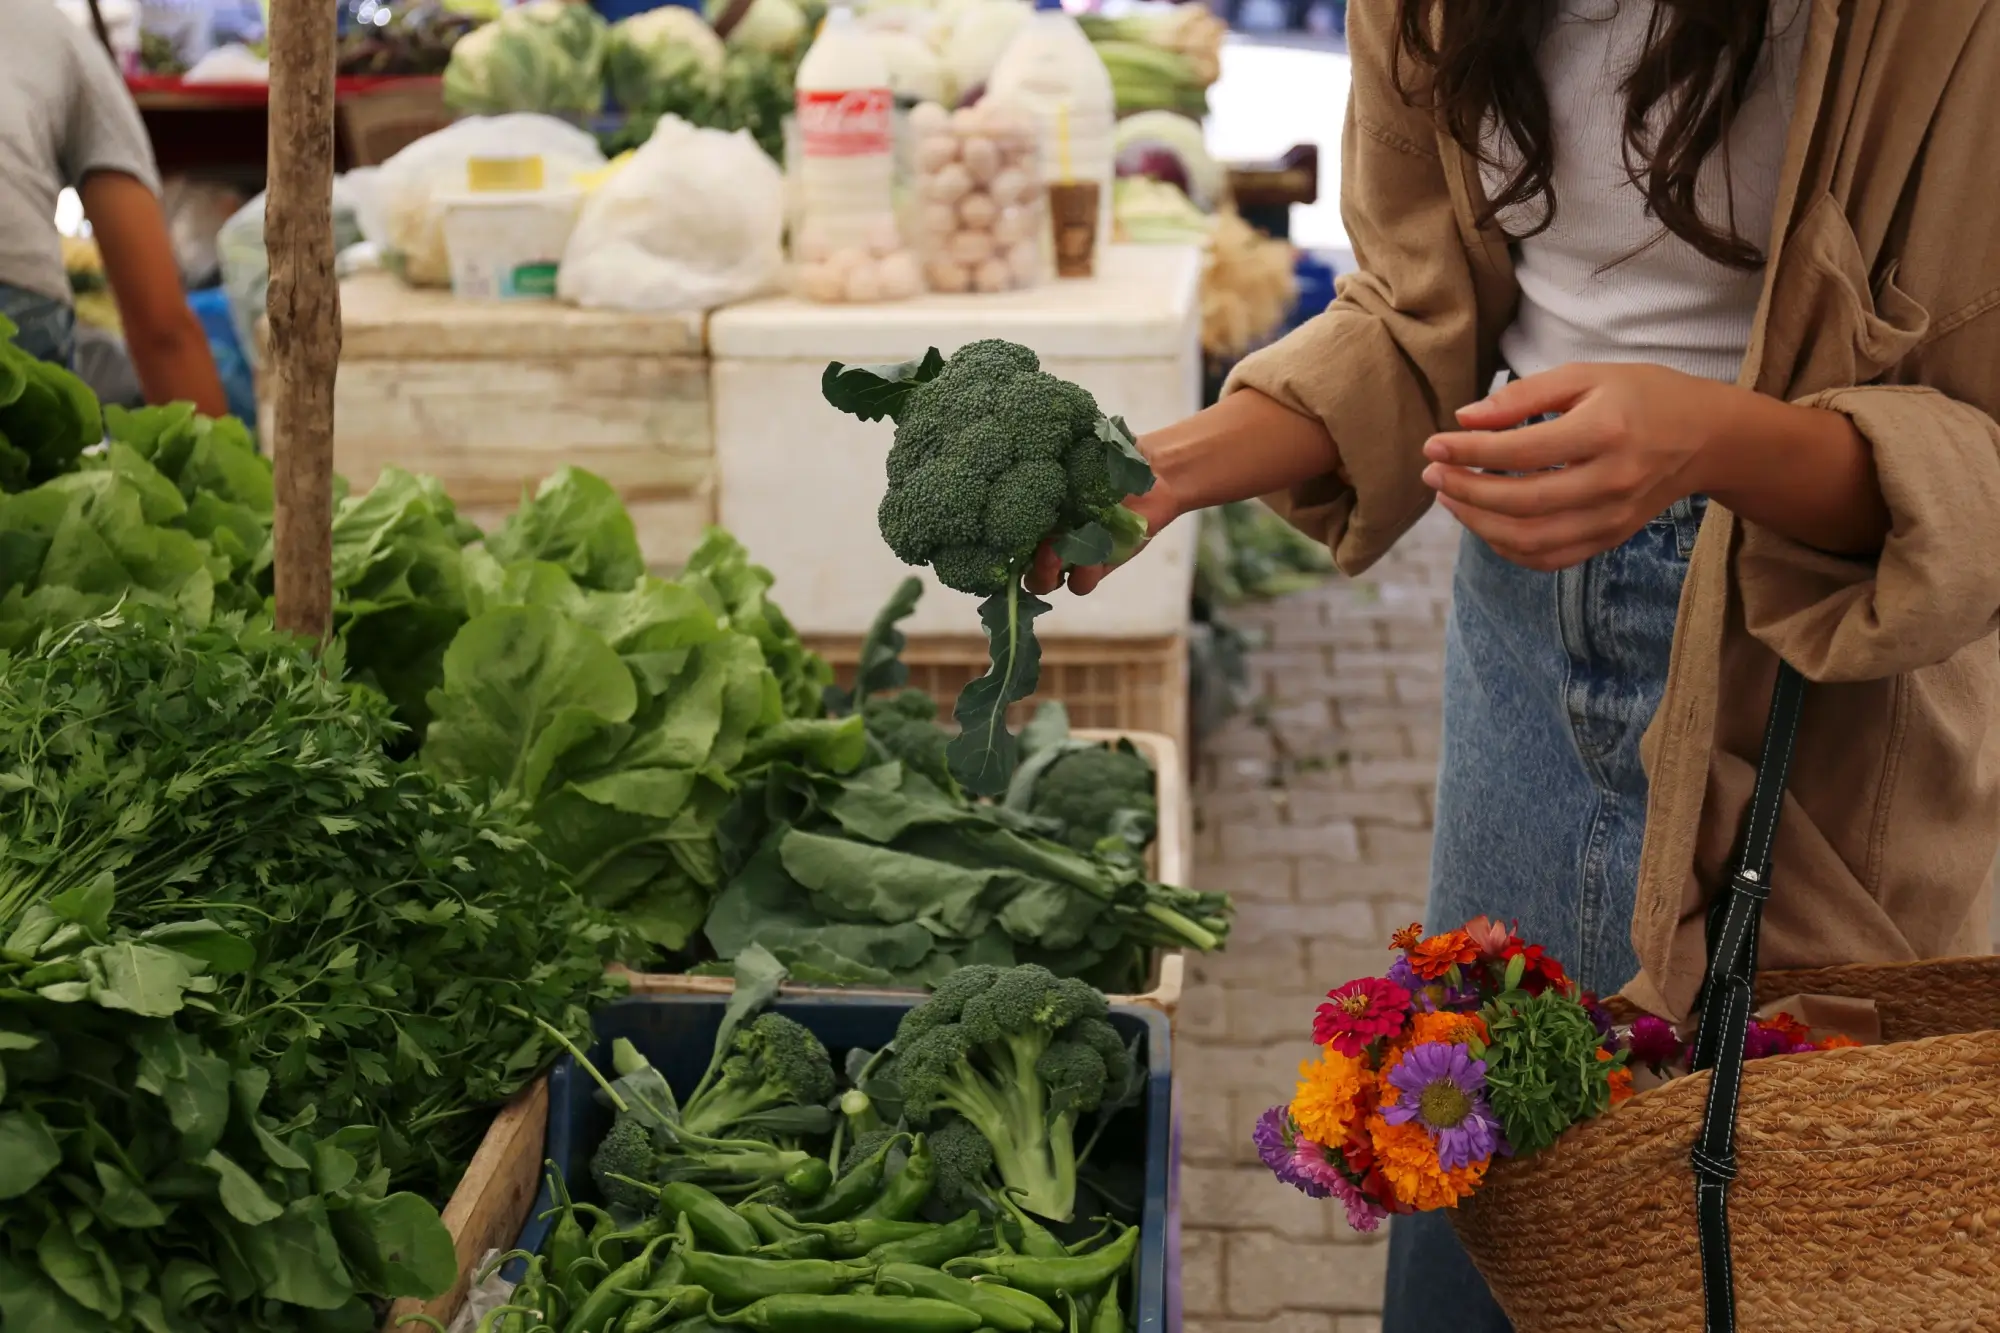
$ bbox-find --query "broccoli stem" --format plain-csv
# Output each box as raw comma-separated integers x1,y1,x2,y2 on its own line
963,826,1222,951
935,1036,1078,1222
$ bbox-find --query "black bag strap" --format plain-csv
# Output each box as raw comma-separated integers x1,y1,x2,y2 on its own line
1685,660,1808,1333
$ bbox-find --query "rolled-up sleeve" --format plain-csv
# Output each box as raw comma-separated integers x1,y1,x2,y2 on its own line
1219,0,1497,577
1738,384,2000,679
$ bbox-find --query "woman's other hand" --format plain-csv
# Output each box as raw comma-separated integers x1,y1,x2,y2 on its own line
1418,363,1723,572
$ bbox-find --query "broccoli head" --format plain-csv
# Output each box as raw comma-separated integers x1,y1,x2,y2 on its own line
679,1012,837,1139
590,1114,661,1211
863,689,956,791
1026,743,1158,852
875,340,1152,597
886,964,1132,1222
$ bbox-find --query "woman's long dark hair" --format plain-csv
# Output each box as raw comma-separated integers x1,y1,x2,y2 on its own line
1396,0,1773,269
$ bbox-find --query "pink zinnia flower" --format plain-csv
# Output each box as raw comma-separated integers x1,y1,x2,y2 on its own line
1290,1139,1386,1233
1463,915,1514,960
1314,976,1411,1056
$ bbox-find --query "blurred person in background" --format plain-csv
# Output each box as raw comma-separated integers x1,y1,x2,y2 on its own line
2,0,225,414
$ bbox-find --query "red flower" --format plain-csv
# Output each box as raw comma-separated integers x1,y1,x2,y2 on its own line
1314,976,1412,1057
1389,923,1424,952
1409,930,1479,981
1764,1012,1811,1047
1501,941,1568,995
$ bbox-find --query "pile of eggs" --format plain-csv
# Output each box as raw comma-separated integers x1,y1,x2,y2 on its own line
794,215,925,304
908,100,1046,294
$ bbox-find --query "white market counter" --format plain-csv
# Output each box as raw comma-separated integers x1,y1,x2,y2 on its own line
708,244,1204,642
270,272,716,568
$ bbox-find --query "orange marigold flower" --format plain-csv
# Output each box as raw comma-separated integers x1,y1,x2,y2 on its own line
1608,1066,1635,1104
1409,930,1479,981
1765,1012,1811,1046
1410,1010,1488,1048
1366,1113,1487,1211
1817,1033,1863,1050
1292,1046,1371,1145
1390,923,1424,951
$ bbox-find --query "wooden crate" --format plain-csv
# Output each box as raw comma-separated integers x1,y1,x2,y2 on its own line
262,275,716,571
380,1079,548,1333
622,729,1193,1022
807,633,1190,763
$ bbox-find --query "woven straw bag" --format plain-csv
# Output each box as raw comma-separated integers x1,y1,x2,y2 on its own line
1452,664,2000,1333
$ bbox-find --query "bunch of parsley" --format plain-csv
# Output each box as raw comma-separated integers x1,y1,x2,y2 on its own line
0,609,627,1200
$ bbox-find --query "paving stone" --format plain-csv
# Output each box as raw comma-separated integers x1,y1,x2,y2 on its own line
1225,1231,1388,1316
1181,510,1457,1326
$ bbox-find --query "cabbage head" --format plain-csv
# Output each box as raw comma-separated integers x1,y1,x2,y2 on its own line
606,5,727,111
444,0,610,116
704,0,806,57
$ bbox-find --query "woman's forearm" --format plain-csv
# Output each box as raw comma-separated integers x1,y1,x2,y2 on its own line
1693,390,1891,556
1143,389,1347,520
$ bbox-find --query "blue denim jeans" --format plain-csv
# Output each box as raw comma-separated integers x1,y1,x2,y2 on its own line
0,284,78,369
1380,491,1707,1333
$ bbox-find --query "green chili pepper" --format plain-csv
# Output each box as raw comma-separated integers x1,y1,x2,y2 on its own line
706,1293,983,1333
994,1192,1067,1261
736,1202,806,1247
591,1215,671,1273
1064,1220,1117,1257
1088,1275,1122,1333
967,1277,1069,1333
857,1135,933,1221
675,1249,878,1307
611,1179,762,1257
771,1212,935,1259
945,1226,1140,1303
751,1233,832,1260
792,1133,907,1223
662,1319,729,1333
782,1156,834,1200
609,1285,708,1332
562,1234,671,1333
875,1262,1059,1333
864,1212,986,1268
542,1165,595,1293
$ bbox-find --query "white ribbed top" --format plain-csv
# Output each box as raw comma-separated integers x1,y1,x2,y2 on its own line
1481,0,1809,384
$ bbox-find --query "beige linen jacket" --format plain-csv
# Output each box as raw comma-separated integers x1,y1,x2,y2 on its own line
1228,0,2000,1020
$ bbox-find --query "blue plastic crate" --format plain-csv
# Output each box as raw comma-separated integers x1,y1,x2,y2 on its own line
507,993,1174,1332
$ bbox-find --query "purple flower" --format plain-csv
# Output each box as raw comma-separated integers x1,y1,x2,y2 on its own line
1382,1041,1505,1171
1627,1015,1686,1069
1254,1106,1330,1198
1744,1023,1792,1061
1583,997,1616,1041
1388,955,1477,1013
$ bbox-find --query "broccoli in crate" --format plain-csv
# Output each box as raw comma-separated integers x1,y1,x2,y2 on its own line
822,341,1156,797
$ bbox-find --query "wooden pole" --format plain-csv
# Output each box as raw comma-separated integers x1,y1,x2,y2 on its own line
266,0,341,644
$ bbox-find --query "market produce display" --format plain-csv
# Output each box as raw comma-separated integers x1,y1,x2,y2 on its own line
337,0,479,76
821,340,1155,796
470,956,1148,1331
905,100,1047,297
442,0,611,117
1195,500,1337,606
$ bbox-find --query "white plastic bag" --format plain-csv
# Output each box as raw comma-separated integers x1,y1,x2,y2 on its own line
356,116,605,288
557,116,784,312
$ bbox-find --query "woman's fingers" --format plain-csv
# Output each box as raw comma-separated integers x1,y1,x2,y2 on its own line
1434,494,1629,571
1422,458,1637,518
1024,542,1065,595
1424,413,1604,472
1066,561,1112,596
1452,364,1596,429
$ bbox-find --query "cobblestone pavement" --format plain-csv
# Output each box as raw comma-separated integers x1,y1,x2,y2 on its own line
1179,507,1462,1333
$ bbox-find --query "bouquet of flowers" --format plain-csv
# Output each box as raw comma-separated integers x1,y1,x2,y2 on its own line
1255,918,1631,1231
1258,918,1872,1231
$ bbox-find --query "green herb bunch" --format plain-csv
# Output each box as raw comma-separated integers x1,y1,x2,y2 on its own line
0,610,627,1200
1471,973,1623,1158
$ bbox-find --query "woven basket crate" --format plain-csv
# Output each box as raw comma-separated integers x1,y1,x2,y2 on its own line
806,632,1190,764
621,729,1193,1021
1452,953,2000,1332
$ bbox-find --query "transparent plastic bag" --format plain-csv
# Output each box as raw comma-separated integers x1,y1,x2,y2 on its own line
557,116,785,312
216,171,373,368
356,115,605,288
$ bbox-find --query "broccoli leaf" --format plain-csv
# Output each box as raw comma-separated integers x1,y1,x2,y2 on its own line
820,350,947,424
947,582,1050,797
1095,416,1154,497
1051,522,1113,567
826,575,922,716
